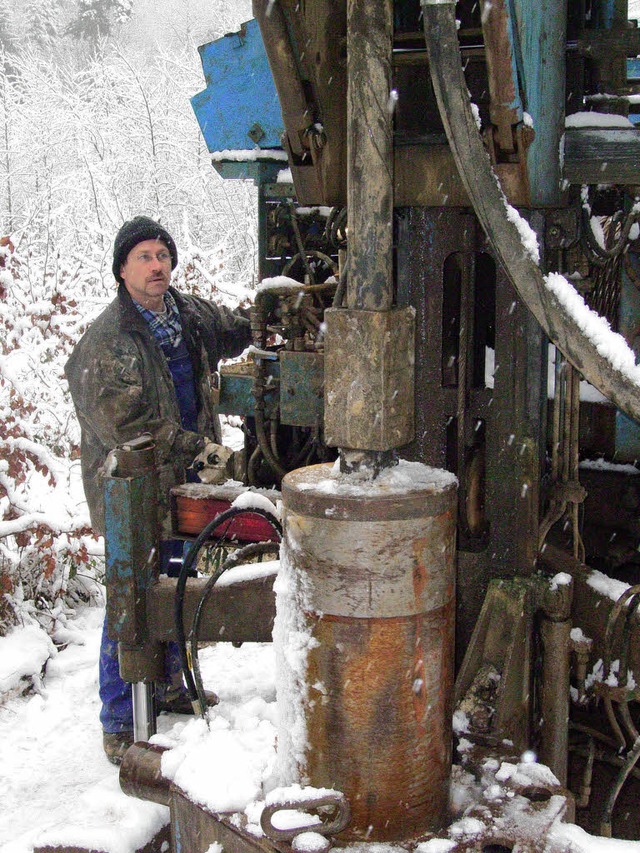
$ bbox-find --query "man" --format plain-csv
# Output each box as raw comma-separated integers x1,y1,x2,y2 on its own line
65,216,252,764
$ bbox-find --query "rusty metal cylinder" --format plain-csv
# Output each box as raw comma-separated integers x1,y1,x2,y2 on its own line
120,742,171,806
279,462,457,841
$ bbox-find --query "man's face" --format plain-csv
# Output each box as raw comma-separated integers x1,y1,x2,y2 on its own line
120,238,172,311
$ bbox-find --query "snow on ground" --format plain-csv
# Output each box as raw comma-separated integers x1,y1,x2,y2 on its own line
2,604,640,853
0,605,276,853
0,606,165,853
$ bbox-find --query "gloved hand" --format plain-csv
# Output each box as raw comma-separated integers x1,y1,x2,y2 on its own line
191,441,234,484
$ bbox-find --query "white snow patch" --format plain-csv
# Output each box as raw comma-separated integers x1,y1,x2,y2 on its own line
291,831,327,852
215,559,279,588
160,713,276,813
549,572,572,591
580,458,639,475
505,204,540,262
565,112,634,128
294,459,456,498
545,273,640,386
0,623,56,694
494,759,560,788
416,840,457,853
211,149,289,162
452,708,470,734
586,569,630,603
258,275,306,293
231,489,281,519
273,546,318,785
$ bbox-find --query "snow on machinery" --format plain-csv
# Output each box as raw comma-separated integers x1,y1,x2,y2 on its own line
105,2,640,851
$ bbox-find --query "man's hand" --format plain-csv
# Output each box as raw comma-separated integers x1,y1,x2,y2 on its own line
191,442,234,484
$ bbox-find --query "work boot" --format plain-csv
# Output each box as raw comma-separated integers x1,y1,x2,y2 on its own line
103,730,134,766
156,688,219,715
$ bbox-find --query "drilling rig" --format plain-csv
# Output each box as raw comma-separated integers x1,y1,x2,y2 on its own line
104,2,640,850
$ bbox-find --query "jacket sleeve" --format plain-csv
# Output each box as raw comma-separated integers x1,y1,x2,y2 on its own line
195,298,253,362
66,333,204,468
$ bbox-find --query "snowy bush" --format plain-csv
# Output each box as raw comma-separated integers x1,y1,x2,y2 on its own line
0,1,256,635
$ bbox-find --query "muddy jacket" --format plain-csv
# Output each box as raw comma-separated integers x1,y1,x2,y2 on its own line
65,285,251,535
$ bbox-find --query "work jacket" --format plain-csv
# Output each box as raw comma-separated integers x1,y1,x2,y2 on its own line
65,285,251,535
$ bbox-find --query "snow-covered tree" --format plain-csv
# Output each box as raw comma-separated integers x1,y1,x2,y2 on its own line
66,0,133,43
0,0,257,634
23,2,59,50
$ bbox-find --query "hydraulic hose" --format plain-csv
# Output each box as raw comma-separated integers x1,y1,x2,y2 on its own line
174,506,283,716
189,540,281,714
421,0,640,423
581,203,640,265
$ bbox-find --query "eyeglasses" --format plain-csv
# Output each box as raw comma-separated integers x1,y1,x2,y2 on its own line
134,250,172,264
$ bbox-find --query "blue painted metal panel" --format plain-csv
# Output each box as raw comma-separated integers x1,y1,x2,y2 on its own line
191,18,283,153
616,252,640,457
628,58,640,81
280,351,324,427
502,2,524,117
217,361,280,418
592,0,616,29
512,0,567,206
104,474,157,644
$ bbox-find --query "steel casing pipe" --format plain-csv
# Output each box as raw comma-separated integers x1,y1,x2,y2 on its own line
279,462,457,841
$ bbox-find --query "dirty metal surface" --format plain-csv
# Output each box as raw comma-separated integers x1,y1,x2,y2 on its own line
171,791,279,853
305,608,455,841
324,306,415,451
281,463,457,840
281,462,457,521
273,0,348,207
346,0,393,311
455,577,539,753
279,351,324,428
283,510,455,619
541,545,640,675
148,574,276,645
120,743,171,807
104,473,158,646
397,208,546,651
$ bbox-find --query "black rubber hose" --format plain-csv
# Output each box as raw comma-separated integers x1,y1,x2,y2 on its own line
254,400,288,481
189,540,281,714
173,506,283,715
581,203,640,265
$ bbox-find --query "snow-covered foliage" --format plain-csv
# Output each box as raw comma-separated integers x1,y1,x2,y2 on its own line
0,0,256,636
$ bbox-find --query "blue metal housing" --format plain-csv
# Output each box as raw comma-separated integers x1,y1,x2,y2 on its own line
104,472,158,645
191,18,283,153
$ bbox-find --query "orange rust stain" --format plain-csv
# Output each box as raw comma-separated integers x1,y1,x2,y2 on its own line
305,614,451,841
411,537,429,603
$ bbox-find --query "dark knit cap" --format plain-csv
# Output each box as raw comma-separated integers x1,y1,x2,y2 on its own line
112,216,178,283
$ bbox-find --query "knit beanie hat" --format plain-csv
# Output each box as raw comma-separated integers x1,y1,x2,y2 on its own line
112,216,178,283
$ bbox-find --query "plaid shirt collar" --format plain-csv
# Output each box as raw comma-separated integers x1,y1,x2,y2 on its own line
133,290,183,352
